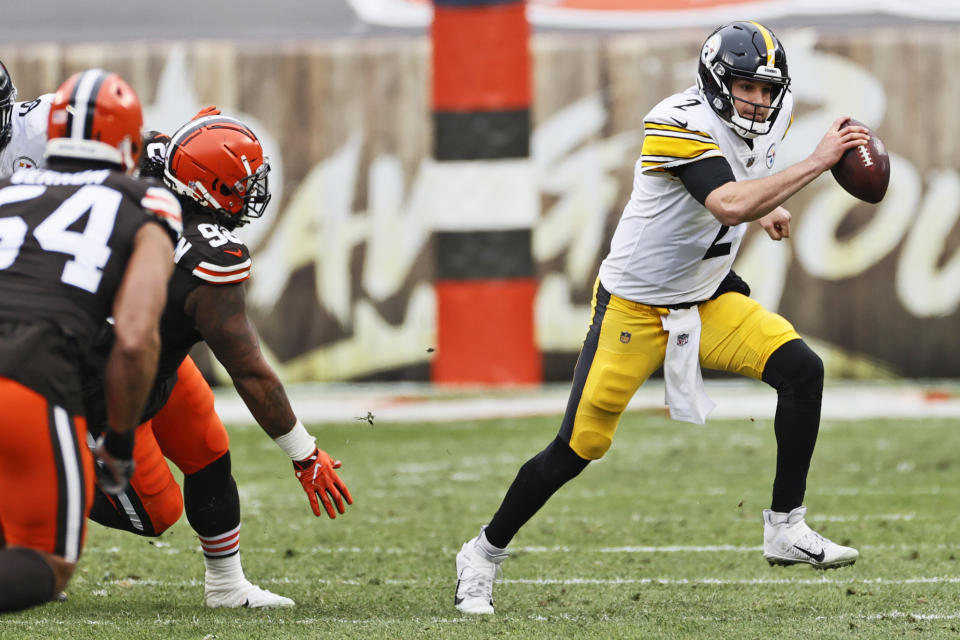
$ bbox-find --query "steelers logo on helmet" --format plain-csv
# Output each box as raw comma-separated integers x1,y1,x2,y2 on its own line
695,21,791,140
701,33,722,65
162,115,271,229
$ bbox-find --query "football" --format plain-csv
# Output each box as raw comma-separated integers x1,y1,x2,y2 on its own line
830,118,890,204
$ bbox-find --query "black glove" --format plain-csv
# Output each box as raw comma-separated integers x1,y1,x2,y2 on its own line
93,429,135,495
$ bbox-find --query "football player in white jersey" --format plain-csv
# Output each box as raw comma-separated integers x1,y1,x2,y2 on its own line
0,60,52,178
454,21,872,614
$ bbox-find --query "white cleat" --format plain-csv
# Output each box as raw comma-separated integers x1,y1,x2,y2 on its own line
455,538,505,615
204,580,295,609
763,506,859,570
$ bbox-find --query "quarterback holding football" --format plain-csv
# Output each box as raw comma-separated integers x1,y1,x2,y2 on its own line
454,21,872,615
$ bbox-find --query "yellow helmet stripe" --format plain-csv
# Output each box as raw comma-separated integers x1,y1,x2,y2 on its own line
750,21,776,67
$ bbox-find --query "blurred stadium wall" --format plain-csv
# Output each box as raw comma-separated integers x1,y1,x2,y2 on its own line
2,24,956,382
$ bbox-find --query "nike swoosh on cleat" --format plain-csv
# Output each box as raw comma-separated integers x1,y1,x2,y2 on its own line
793,545,825,563
455,579,463,605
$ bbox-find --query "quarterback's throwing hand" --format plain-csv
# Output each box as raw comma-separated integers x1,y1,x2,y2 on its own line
293,448,353,518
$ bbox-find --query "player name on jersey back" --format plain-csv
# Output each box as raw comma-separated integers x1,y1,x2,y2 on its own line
11,168,111,186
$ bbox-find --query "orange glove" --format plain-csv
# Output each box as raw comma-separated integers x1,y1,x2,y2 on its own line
293,448,353,518
192,105,221,120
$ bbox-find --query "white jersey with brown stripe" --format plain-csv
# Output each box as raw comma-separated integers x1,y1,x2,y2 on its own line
174,217,251,285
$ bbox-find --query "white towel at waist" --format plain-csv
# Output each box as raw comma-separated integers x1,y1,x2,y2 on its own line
659,306,715,424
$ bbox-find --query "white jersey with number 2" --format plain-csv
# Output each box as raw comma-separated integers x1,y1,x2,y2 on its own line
598,85,793,306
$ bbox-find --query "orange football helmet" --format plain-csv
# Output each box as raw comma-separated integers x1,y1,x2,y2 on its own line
46,69,144,173
163,115,270,228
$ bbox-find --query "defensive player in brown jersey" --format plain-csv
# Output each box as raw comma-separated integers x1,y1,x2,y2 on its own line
82,113,352,609
0,68,180,613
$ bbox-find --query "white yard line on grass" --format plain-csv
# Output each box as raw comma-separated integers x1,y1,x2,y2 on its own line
505,577,960,585
817,610,960,621
214,380,960,425
83,542,958,555
11,611,960,627
89,575,960,588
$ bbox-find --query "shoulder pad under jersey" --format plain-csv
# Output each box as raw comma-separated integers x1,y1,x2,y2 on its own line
103,174,183,242
175,219,251,285
640,88,723,174
141,185,183,241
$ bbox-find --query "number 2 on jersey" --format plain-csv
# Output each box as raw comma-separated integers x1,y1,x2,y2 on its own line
703,224,732,260
0,184,122,293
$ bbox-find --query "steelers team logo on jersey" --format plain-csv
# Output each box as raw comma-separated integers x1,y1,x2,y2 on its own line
14,156,37,171
765,143,777,169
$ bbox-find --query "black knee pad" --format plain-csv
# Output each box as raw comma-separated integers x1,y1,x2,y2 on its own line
762,339,824,405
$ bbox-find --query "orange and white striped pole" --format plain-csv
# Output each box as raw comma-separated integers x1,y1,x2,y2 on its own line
430,0,541,385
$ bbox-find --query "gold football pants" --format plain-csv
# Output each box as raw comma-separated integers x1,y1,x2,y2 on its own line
559,279,800,460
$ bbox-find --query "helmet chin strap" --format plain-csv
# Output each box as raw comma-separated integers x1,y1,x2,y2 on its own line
727,93,779,139
729,113,769,139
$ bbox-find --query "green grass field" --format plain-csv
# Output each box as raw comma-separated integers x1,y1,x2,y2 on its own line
4,408,959,639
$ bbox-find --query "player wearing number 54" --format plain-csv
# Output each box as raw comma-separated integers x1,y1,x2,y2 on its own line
0,69,180,613
454,21,872,614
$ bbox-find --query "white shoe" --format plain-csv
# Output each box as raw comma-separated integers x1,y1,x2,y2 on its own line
763,506,859,570
455,537,506,614
204,580,295,608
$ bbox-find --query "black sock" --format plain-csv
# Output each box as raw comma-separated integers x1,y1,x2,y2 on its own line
183,451,241,539
762,339,824,513
0,548,56,613
484,436,589,548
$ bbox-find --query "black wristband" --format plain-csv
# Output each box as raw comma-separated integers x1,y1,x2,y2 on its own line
103,429,135,459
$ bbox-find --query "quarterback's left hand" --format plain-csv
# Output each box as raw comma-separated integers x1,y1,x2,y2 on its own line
759,206,791,241
293,448,353,519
